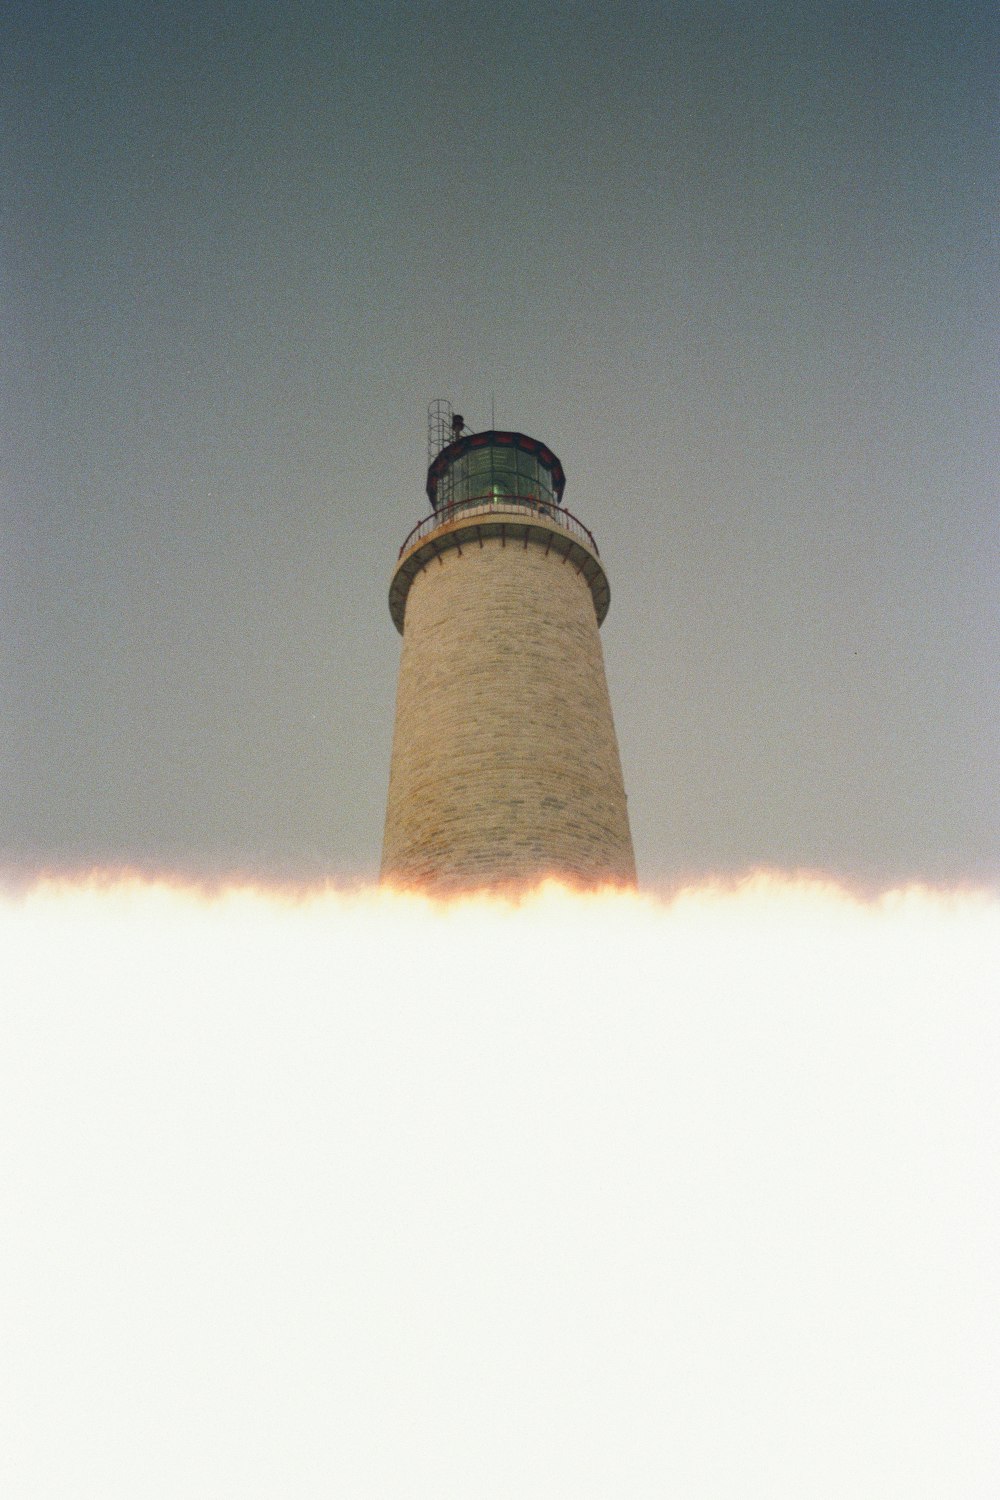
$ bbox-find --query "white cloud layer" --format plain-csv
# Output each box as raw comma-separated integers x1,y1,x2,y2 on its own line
2,876,998,1497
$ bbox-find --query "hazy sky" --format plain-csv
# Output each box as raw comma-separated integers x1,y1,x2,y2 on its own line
4,0,997,885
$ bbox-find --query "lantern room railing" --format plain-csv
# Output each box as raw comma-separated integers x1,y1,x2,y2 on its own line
399,494,599,559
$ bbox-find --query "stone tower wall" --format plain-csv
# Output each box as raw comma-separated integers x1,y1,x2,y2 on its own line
381,530,636,892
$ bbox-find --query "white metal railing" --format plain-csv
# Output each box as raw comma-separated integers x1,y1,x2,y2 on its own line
399,494,599,558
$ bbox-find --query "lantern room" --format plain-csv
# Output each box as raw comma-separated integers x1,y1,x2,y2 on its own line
426,430,567,514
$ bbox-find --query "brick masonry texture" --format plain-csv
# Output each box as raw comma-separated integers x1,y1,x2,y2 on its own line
381,531,637,892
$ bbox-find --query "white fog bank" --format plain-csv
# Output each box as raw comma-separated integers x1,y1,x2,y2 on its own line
2,876,998,1497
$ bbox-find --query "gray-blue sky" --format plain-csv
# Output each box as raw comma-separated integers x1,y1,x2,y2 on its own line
3,0,997,884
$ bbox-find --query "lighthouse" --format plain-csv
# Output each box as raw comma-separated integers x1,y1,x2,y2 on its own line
381,403,636,893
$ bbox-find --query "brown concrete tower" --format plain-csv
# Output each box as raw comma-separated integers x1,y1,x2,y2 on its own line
381,405,636,893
